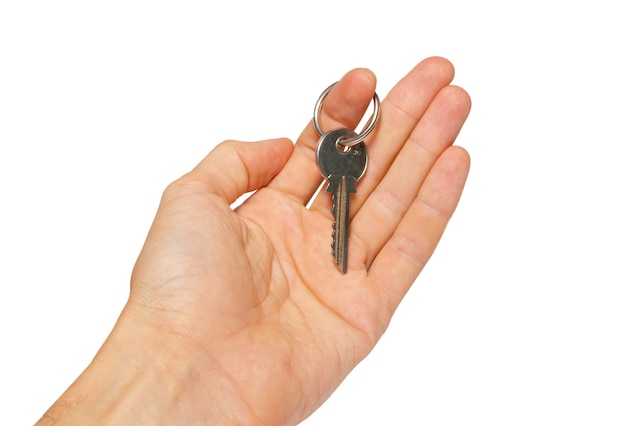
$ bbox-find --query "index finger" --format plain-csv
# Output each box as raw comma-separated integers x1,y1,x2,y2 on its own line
268,68,377,204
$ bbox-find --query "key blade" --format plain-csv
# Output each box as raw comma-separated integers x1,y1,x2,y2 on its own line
329,175,354,273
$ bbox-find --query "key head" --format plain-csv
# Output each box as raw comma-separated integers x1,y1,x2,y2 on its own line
316,128,368,182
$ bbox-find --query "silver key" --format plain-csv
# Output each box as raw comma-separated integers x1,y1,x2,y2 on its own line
316,128,368,273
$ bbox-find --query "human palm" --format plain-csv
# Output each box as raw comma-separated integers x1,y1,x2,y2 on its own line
121,57,470,425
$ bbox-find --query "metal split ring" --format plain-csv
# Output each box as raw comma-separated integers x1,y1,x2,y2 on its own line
313,81,380,147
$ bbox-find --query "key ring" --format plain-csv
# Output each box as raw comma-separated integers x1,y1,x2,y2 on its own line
313,82,380,148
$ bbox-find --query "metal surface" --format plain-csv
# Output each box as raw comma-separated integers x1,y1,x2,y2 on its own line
313,82,380,147
316,129,368,273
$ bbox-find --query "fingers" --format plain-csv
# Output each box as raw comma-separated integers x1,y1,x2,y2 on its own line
351,85,472,267
309,56,456,215
369,145,470,313
186,138,294,204
268,68,377,204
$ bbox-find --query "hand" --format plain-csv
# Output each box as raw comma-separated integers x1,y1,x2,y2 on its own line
39,57,471,425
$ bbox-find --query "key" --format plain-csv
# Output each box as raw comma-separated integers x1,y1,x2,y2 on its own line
316,128,368,273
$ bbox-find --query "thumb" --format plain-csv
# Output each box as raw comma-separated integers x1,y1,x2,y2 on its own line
190,138,294,204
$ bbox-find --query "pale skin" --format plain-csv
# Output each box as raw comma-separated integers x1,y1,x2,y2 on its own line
38,57,471,425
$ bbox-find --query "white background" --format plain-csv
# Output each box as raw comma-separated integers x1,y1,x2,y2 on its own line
1,1,625,424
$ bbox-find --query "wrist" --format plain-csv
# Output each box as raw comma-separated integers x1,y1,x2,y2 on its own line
37,305,255,425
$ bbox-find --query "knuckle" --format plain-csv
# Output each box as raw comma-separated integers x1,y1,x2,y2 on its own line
161,175,204,204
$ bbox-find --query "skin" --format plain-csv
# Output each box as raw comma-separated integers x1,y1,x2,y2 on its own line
38,56,471,425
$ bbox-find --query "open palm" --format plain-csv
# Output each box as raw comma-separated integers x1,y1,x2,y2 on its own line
125,57,471,425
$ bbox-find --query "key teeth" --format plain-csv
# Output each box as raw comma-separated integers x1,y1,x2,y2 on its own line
330,195,337,258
